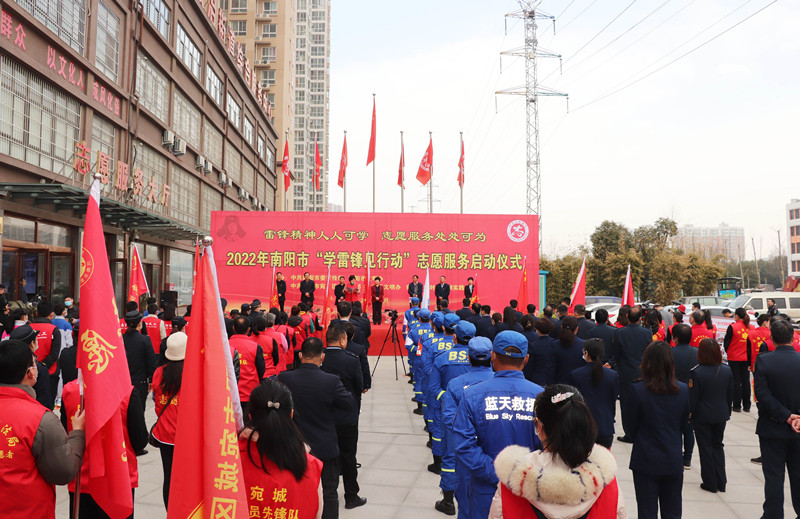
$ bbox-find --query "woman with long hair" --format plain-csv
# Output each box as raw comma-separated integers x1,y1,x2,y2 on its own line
645,310,665,342
521,316,556,387
568,338,619,448
629,341,690,518
690,338,733,493
723,307,754,412
553,315,585,384
615,305,630,328
490,384,625,518
241,379,323,518
496,306,523,333
151,333,186,508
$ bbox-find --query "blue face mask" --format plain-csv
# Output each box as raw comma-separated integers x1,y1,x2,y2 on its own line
65,301,73,307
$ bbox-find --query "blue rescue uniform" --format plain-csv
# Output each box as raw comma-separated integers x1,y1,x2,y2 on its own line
424,334,454,454
407,321,433,404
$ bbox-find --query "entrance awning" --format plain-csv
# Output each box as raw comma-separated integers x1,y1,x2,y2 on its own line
0,183,204,241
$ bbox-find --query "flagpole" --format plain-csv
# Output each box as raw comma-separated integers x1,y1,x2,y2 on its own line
400,131,404,214
372,93,376,213
343,130,347,212
284,130,288,211
459,131,464,215
428,131,433,214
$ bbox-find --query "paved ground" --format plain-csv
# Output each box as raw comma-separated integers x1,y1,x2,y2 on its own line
57,358,796,518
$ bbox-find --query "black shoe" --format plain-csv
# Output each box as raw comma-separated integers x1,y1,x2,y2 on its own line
427,462,441,474
616,435,633,444
718,485,726,493
700,484,717,493
413,406,424,416
751,456,762,464
743,407,751,413
684,460,691,470
424,424,429,432
345,497,367,509
434,499,456,516
426,439,432,449
136,449,148,456
732,407,742,413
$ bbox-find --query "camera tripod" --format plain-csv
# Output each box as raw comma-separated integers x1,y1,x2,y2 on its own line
371,315,407,381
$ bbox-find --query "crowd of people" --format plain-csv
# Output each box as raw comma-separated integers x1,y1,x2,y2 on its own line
2,284,800,519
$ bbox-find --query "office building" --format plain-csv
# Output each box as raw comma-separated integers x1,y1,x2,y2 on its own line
673,223,745,262
787,199,800,276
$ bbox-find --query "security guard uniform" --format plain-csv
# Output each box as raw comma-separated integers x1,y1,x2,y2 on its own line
453,331,544,519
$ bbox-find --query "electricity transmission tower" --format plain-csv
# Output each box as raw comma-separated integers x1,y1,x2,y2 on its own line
497,1,567,245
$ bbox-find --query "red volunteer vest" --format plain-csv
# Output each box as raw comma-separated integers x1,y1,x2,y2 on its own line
500,478,619,519
668,323,681,346
229,335,261,402
240,441,323,519
652,322,666,342
163,320,173,336
30,322,58,375
750,326,772,369
151,366,180,445
61,380,138,490
794,332,800,353
254,333,279,377
690,324,714,348
344,284,360,303
119,318,127,333
0,387,54,519
727,322,754,362
142,316,163,353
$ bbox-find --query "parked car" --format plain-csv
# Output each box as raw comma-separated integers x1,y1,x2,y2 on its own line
585,296,622,305
680,296,728,307
728,291,800,320
585,302,620,324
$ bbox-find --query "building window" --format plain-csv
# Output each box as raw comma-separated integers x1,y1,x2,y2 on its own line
295,117,305,129
267,93,275,106
230,20,247,36
310,106,323,118
297,38,306,49
262,1,277,15
261,23,277,38
173,90,201,149
261,47,277,63
243,117,254,144
310,94,324,105
257,135,265,159
230,0,247,13
266,146,275,172
201,183,223,231
294,144,304,156
296,24,306,36
296,63,306,76
309,118,322,129
204,121,223,166
309,81,324,93
293,199,304,211
17,0,86,55
176,24,202,80
143,0,170,39
311,10,325,21
310,70,324,81
293,157,304,170
296,50,306,62
310,58,325,69
295,77,305,89
95,2,120,82
169,249,194,305
311,22,325,33
296,103,305,115
241,159,254,195
91,114,116,166
227,94,241,129
0,56,81,176
311,34,324,44
136,54,169,122
310,46,324,57
205,65,224,106
296,91,305,103
170,167,199,224
297,12,307,22
137,142,168,212
225,140,241,184
261,69,276,87
295,129,304,142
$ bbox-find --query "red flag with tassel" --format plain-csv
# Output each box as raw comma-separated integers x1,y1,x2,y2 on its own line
127,244,149,303
568,257,587,313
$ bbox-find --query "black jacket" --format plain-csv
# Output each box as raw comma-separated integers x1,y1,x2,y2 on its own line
474,315,494,340
611,323,652,385
276,279,287,301
689,363,733,424
277,364,355,460
576,317,594,340
569,364,619,437
456,308,474,321
334,283,346,302
464,284,475,299
299,280,315,305
522,332,555,387
672,343,698,383
346,340,371,391
549,317,562,340
321,347,364,425
123,329,157,384
408,282,423,299
588,323,617,366
58,346,78,385
354,315,371,340
329,318,366,346
435,283,450,302
754,345,800,438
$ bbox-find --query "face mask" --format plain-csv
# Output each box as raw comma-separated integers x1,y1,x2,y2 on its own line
65,301,73,307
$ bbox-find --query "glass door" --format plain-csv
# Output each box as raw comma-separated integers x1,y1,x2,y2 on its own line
50,253,74,302
20,250,45,303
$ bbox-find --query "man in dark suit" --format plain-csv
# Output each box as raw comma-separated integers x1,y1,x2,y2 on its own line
321,326,367,510
467,302,482,324
329,302,366,345
276,271,287,312
351,303,371,345
435,276,450,305
456,298,474,321
509,299,524,322
611,306,653,443
408,275,423,301
278,337,356,519
370,277,384,325
588,309,617,366
543,306,561,340
464,277,475,300
573,304,594,340
672,324,699,468
474,305,494,340
334,275,347,303
299,272,315,307
525,304,538,324
754,318,800,518
342,321,371,391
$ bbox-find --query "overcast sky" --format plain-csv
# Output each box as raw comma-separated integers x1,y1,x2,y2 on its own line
325,0,798,260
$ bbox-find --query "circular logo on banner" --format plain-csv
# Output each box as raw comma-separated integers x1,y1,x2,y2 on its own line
80,247,94,287
507,220,529,242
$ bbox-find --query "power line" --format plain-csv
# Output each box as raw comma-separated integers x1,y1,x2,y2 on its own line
563,0,640,65
571,0,777,112
559,0,601,32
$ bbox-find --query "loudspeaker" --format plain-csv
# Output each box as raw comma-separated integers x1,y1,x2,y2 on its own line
160,290,178,309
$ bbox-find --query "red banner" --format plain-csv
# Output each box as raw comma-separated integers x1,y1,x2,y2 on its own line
212,212,539,317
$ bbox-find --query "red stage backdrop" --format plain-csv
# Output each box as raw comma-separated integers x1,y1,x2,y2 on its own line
210,212,539,320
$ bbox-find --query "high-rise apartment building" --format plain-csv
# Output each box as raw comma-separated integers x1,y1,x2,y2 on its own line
672,223,745,261
787,199,800,276
225,0,330,211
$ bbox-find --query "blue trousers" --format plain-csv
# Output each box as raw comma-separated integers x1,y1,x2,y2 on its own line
440,427,455,491
467,479,496,519
428,392,443,456
632,471,683,519
454,458,469,519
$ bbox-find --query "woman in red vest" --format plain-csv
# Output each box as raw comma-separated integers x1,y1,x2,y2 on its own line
689,310,715,347
723,308,755,412
151,333,185,509
749,314,772,369
240,379,323,519
489,384,625,519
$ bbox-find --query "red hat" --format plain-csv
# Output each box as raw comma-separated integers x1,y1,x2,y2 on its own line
677,304,686,314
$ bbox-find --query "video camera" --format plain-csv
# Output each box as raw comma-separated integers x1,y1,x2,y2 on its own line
384,308,399,322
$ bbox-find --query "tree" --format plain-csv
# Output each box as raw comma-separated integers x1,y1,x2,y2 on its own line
590,221,633,262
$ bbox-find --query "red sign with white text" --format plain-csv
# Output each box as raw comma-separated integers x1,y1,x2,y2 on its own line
211,212,539,315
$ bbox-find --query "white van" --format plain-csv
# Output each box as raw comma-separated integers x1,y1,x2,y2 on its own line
728,292,800,320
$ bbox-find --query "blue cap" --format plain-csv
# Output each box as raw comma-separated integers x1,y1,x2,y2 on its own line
432,311,444,328
443,313,461,329
417,308,431,320
468,337,493,360
492,330,528,358
455,321,476,341
411,297,420,305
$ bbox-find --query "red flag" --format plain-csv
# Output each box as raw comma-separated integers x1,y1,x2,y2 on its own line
568,257,587,313
469,274,479,305
78,177,134,518
457,138,465,188
416,137,433,186
127,244,149,303
517,261,529,311
321,266,332,329
282,139,291,192
269,266,279,308
168,244,247,519
622,265,635,307
363,256,371,311
337,134,348,188
366,98,376,166
314,137,322,191
397,139,405,188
